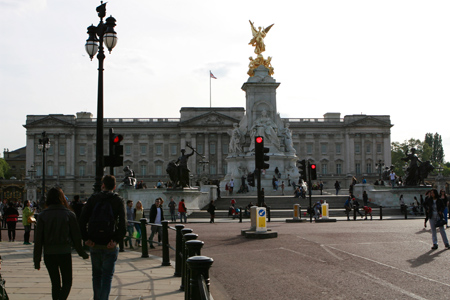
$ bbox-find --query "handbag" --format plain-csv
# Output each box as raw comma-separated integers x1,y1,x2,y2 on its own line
27,216,36,224
435,217,446,228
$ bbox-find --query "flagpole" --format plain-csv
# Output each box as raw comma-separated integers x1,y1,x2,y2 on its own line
209,70,212,108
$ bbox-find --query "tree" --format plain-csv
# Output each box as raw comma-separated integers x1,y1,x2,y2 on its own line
424,132,445,164
0,158,11,179
391,138,424,176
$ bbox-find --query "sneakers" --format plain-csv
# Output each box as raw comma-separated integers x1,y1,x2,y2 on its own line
150,245,155,249
431,244,438,250
446,244,450,249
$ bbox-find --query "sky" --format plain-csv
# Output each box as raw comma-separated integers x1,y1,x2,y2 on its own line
1,0,450,160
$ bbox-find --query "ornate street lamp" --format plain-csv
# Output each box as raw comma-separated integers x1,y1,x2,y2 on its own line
38,132,50,209
375,160,384,181
85,1,118,193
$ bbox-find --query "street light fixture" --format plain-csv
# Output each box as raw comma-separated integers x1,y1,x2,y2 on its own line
85,1,118,193
38,132,50,209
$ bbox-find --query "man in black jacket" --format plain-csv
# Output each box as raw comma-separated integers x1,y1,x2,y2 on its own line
79,175,126,300
149,198,164,249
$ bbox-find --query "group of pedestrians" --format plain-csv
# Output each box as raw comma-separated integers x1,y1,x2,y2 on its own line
423,189,450,250
0,199,36,244
31,175,126,300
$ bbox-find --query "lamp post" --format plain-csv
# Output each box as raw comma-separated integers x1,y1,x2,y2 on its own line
38,132,50,209
375,160,384,181
85,1,118,193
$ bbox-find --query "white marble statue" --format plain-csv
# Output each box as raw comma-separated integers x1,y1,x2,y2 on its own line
228,123,243,153
249,109,280,150
280,123,296,153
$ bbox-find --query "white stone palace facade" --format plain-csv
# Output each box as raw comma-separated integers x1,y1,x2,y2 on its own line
24,109,392,198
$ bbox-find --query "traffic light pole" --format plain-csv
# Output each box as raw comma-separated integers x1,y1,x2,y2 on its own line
308,162,312,223
109,128,114,175
256,169,263,207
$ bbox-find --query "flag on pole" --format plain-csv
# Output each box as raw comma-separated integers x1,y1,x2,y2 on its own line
210,71,217,79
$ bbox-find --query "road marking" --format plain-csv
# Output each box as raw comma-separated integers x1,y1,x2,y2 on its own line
351,270,428,300
328,245,450,288
320,244,343,261
279,247,326,263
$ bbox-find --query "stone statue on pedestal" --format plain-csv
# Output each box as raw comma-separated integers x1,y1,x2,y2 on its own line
228,123,243,153
249,110,280,151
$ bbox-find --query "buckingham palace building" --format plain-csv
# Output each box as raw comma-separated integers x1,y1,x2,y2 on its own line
24,108,392,198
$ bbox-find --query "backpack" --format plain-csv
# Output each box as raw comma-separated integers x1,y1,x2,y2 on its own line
88,196,116,245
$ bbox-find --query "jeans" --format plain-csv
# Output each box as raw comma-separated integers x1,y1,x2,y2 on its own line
125,224,134,246
24,225,31,243
429,217,449,246
179,212,187,223
90,247,119,300
44,253,72,300
170,210,176,222
149,225,162,246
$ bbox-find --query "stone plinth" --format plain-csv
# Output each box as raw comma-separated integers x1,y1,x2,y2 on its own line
353,184,431,207
118,185,215,215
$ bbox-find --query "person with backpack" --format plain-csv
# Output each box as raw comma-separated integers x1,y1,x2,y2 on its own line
79,175,126,300
34,187,89,300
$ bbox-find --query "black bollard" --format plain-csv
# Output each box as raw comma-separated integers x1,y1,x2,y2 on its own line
161,221,171,266
353,205,356,220
140,218,149,258
185,240,204,299
179,228,193,283
181,233,198,292
267,206,271,222
186,256,214,300
239,207,242,223
174,224,185,277
380,206,383,220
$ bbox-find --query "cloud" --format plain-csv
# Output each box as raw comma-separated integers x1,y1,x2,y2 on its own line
0,0,46,12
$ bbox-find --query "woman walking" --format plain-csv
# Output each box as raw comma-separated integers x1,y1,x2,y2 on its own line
22,200,35,245
425,189,450,250
34,187,89,300
133,201,145,247
4,202,19,242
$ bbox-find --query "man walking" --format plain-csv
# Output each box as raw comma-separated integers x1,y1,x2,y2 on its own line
79,175,126,300
149,198,164,249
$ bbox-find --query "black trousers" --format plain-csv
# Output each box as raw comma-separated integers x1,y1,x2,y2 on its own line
6,221,16,241
44,253,73,300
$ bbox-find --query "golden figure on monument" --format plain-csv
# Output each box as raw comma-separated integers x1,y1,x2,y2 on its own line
248,20,274,77
248,21,274,55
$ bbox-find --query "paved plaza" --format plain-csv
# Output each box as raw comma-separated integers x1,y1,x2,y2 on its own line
0,242,184,300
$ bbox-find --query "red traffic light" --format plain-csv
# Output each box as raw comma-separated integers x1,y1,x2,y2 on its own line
113,135,123,144
256,136,263,144
311,164,316,169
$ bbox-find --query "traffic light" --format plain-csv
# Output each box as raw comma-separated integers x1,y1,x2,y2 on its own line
310,163,317,180
105,128,124,167
298,159,307,181
255,136,270,170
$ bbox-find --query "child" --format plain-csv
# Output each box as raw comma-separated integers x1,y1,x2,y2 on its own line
363,206,372,220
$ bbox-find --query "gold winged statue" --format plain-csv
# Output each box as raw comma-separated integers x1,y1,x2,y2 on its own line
248,21,274,76
249,20,274,55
